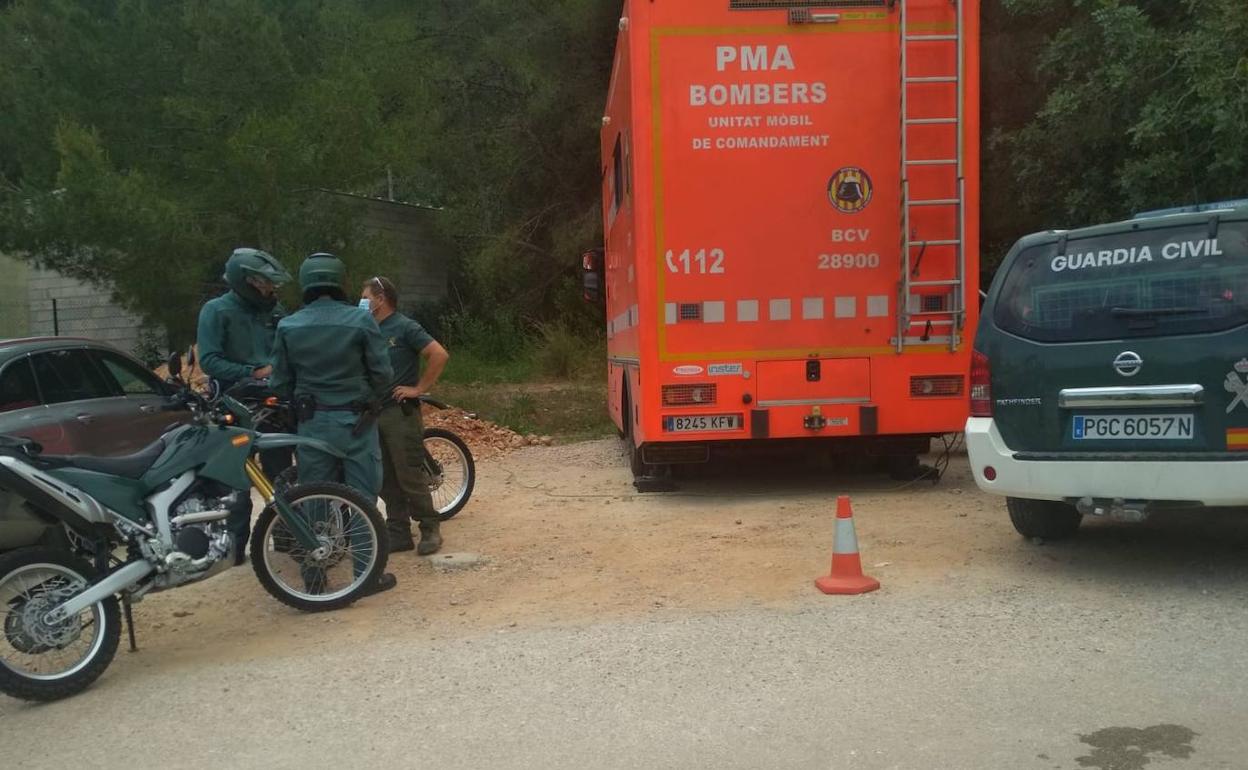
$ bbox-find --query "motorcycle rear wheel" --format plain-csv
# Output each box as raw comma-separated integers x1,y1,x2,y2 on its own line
250,482,390,612
423,428,475,521
271,430,475,521
0,547,121,702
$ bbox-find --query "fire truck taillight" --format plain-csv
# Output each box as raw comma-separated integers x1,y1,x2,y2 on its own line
910,376,964,398
662,384,717,407
969,350,993,417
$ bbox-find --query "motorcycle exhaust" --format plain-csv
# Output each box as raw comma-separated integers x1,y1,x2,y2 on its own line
169,509,231,526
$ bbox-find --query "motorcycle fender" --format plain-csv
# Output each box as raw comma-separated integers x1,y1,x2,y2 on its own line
253,433,347,459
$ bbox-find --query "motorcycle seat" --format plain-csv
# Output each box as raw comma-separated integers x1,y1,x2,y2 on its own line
39,438,167,479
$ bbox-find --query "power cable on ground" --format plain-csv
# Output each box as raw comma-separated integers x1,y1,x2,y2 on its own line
496,433,966,500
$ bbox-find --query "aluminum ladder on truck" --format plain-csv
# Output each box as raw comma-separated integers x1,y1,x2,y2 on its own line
896,0,966,353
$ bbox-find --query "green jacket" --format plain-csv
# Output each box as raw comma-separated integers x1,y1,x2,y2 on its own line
270,296,393,406
196,291,284,386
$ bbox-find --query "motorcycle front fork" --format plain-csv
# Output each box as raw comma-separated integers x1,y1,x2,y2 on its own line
243,457,321,550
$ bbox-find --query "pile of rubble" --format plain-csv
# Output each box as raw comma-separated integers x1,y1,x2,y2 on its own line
422,407,546,459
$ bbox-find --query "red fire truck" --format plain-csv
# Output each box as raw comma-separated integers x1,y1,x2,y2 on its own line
585,0,980,479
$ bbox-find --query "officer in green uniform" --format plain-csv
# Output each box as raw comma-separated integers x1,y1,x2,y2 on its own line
269,253,398,594
359,277,450,555
196,248,292,563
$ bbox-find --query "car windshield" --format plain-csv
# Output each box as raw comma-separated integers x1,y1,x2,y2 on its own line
994,221,1248,342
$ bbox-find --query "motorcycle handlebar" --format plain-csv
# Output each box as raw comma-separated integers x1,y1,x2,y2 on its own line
414,395,449,410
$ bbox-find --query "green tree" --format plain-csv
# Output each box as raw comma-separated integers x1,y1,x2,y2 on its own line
999,0,1248,245
394,0,620,335
0,0,416,344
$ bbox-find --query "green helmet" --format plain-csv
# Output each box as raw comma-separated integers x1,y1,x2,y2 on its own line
298,252,347,292
223,248,291,306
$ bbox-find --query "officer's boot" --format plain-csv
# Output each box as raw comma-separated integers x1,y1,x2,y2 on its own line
417,519,443,556
387,519,415,553
232,527,250,566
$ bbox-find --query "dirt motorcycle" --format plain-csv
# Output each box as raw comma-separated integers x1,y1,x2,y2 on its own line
0,356,390,702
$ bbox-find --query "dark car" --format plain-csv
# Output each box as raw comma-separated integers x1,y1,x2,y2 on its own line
968,202,1248,540
0,337,189,549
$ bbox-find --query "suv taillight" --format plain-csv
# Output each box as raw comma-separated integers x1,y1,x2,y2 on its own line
970,350,992,417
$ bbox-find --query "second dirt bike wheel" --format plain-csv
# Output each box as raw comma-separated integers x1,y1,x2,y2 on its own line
0,547,121,702
251,482,390,613
423,427,475,521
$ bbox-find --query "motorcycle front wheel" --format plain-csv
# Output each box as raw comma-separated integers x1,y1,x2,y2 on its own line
0,547,121,702
251,482,390,613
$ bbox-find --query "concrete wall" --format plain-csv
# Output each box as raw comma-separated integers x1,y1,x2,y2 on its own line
0,254,32,339
354,197,449,311
26,267,152,355
0,254,149,354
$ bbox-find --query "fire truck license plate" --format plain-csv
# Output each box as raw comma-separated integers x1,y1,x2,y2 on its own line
1072,414,1194,440
664,414,741,433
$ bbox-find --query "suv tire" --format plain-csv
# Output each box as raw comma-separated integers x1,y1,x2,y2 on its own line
1006,497,1082,540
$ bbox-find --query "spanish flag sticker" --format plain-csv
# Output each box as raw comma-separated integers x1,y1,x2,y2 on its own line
231,435,250,447
1227,428,1248,451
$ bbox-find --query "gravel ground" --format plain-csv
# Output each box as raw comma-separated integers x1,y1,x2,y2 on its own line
3,440,1248,769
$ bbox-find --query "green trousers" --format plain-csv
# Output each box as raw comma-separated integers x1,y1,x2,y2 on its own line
377,405,437,531
294,410,381,579
296,410,382,496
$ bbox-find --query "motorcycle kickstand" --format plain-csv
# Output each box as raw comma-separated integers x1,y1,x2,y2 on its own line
122,595,138,652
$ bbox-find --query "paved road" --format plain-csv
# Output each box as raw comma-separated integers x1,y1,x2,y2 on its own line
4,575,1246,769
5,444,1248,769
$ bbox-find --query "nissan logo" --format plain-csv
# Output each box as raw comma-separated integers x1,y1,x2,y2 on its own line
1113,351,1143,378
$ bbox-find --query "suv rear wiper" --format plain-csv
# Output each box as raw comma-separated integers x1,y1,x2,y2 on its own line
1110,306,1210,318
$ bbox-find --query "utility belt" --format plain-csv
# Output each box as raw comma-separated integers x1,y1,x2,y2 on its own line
381,398,417,417
293,394,366,423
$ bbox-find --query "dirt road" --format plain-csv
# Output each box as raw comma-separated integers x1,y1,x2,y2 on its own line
4,440,1248,768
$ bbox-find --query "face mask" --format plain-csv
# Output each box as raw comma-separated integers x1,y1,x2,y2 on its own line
358,298,371,312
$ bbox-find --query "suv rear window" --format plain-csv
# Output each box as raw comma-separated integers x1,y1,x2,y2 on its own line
995,221,1248,342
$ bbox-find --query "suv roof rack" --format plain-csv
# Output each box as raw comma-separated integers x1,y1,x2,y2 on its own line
1133,199,1248,219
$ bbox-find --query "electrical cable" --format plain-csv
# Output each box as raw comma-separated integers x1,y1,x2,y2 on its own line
497,433,967,500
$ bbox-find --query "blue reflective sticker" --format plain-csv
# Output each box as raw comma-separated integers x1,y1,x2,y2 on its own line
1073,416,1085,439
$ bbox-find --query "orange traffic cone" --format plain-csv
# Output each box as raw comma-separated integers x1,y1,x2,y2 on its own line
815,496,880,595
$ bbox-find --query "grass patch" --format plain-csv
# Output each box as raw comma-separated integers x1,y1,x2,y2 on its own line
431,312,612,439
436,381,617,443
440,336,605,386
440,347,538,385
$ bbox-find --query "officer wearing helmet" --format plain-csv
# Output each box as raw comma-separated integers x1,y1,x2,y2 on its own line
197,247,293,563
198,248,292,388
269,253,398,595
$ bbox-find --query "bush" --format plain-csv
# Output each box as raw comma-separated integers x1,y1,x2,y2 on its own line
440,309,527,362
134,326,168,368
404,298,452,342
533,322,602,381
433,311,603,385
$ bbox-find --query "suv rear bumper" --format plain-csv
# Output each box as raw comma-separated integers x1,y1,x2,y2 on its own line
965,417,1248,506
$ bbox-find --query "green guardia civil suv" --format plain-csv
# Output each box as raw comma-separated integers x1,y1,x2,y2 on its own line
968,201,1248,539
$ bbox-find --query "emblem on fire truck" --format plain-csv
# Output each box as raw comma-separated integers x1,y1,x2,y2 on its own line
827,167,873,214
